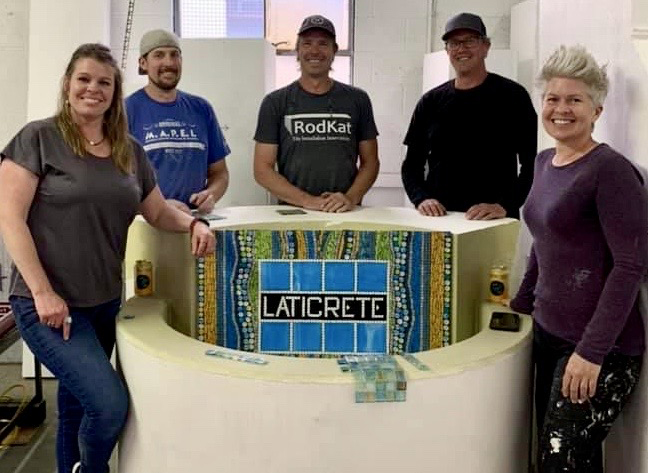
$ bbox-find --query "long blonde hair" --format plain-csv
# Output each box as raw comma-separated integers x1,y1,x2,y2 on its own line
55,43,133,173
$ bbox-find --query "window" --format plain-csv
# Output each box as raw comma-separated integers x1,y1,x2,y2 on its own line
177,0,264,38
175,0,353,87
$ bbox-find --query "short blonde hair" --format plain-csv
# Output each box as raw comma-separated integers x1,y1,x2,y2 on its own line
538,45,609,108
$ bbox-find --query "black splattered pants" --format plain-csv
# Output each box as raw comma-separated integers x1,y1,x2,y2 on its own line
534,323,642,473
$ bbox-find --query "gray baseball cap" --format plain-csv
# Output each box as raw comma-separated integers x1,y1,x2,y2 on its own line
442,13,487,41
139,29,181,57
298,15,336,38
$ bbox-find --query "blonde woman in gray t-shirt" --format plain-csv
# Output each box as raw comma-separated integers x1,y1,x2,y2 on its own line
0,43,214,473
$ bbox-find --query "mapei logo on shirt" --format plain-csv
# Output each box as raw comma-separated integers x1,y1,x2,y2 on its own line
144,128,197,141
142,120,205,152
284,113,352,142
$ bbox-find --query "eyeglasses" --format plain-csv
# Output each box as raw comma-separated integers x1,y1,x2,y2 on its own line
445,37,482,51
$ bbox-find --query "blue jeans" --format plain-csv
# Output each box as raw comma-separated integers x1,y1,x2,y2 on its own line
10,296,128,473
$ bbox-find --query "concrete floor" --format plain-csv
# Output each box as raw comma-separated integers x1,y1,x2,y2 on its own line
0,363,58,473
1,359,119,473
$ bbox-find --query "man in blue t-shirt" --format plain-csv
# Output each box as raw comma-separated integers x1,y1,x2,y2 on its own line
126,29,230,213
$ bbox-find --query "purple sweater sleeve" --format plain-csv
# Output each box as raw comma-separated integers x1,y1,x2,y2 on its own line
510,245,537,315
576,159,648,364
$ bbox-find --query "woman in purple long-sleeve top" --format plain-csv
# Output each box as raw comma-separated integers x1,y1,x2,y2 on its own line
510,45,648,473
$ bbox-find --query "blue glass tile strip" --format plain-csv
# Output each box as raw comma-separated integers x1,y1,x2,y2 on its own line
220,231,239,348
356,231,376,260
406,232,423,353
236,230,257,351
390,231,416,354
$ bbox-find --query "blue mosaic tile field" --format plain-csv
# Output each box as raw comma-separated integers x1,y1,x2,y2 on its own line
259,260,389,355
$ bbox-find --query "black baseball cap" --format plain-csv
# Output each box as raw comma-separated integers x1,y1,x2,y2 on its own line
298,15,336,38
442,13,487,41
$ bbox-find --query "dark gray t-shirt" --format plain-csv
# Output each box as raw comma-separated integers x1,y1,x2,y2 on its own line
254,80,378,196
1,117,156,307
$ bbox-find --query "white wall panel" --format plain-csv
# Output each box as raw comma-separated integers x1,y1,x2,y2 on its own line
0,0,29,146
27,0,110,121
176,39,274,207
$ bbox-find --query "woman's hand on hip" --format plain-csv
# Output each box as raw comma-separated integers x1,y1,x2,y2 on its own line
34,290,71,340
562,352,602,403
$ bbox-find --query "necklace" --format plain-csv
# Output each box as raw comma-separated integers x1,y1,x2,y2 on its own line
85,136,106,146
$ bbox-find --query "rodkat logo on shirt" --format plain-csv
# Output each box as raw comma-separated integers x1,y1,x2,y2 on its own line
284,113,352,142
141,120,205,152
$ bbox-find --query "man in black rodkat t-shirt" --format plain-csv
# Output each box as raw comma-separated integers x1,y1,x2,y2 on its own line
402,12,537,220
254,15,379,213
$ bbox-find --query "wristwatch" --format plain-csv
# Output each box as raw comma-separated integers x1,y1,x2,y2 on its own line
189,217,210,235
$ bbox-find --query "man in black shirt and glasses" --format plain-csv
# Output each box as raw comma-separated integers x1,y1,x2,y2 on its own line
402,12,537,220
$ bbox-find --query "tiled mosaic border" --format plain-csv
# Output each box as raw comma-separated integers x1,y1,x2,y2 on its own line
442,232,452,346
196,230,453,354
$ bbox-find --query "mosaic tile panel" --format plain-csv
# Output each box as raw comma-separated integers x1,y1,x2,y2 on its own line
258,259,389,355
196,230,453,356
